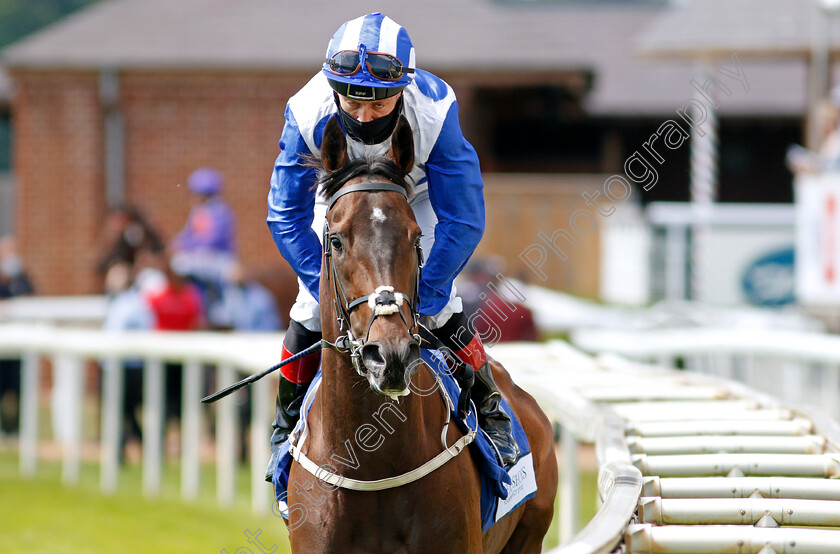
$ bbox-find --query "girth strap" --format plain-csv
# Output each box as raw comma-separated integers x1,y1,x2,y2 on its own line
288,362,478,491
289,431,475,491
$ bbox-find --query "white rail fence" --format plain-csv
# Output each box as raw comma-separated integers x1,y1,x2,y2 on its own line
10,322,840,551
570,326,840,422
0,323,279,514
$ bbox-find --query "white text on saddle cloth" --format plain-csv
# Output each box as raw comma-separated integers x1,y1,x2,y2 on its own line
495,452,538,522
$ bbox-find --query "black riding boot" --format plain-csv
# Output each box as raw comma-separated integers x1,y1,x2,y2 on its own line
472,360,521,467
265,376,310,481
265,321,321,482
433,312,520,467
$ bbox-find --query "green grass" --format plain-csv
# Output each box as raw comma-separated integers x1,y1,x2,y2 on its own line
0,452,292,554
544,461,600,549
0,449,597,553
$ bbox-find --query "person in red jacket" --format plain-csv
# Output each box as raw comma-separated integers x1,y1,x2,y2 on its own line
144,258,205,429
145,259,205,331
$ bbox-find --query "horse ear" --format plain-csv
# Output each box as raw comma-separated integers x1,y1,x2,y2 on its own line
321,116,348,172
389,115,414,174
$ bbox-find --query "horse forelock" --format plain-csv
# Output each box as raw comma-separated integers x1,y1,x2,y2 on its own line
315,157,413,202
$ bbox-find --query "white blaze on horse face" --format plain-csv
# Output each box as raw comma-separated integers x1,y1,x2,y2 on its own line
371,207,387,224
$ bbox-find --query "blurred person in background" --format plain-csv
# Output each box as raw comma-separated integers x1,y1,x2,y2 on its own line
0,235,35,436
146,257,206,332
0,235,34,298
101,253,164,460
213,262,285,462
171,167,237,328
266,13,520,480
458,257,538,343
145,257,205,450
787,87,840,175
216,262,284,333
97,205,164,295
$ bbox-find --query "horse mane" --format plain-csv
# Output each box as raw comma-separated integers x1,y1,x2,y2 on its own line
311,156,414,201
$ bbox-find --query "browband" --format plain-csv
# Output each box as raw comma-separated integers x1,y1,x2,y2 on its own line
327,181,409,212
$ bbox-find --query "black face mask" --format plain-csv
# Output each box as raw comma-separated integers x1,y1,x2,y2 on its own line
335,95,403,146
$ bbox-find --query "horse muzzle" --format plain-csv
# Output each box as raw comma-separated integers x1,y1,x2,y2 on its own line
361,338,421,399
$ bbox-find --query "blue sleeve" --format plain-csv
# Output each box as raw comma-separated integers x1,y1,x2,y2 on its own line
172,209,200,250
421,101,485,316
267,106,321,301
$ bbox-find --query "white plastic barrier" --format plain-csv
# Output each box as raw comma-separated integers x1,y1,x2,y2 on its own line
571,326,840,421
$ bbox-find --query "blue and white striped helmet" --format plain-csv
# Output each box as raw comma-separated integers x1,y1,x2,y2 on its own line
323,13,416,101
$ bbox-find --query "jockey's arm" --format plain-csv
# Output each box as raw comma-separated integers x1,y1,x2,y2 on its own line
422,101,485,317
267,106,322,301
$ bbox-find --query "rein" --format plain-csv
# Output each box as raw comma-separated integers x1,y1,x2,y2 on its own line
200,336,353,404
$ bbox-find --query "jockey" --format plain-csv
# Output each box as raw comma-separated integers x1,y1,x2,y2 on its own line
266,13,520,479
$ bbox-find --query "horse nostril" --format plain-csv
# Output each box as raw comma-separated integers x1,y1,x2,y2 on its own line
405,341,421,372
361,343,386,373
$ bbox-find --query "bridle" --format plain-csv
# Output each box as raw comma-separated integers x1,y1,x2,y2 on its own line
199,180,424,404
323,181,424,376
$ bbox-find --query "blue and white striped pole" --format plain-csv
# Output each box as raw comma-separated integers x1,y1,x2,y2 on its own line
690,62,719,303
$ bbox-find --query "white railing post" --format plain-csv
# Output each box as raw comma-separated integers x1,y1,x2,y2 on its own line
100,357,124,493
181,359,203,501
560,426,580,541
57,354,85,485
823,365,840,421
143,358,164,497
19,351,40,477
742,355,756,390
216,364,237,507
780,360,796,405
251,375,271,514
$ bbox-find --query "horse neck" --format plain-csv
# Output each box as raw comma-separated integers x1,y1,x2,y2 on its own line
317,340,427,436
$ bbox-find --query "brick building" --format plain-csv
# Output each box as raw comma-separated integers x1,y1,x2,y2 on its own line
0,0,816,300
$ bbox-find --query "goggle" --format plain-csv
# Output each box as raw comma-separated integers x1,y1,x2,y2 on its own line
326,49,414,82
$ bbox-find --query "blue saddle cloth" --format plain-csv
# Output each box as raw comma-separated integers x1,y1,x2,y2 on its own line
272,348,534,532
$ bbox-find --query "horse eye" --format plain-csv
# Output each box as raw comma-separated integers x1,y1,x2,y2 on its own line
330,236,344,251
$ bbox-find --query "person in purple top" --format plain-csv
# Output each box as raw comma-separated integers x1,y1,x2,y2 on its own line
173,167,237,255
171,167,237,327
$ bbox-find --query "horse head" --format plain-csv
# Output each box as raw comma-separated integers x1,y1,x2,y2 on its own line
319,114,422,398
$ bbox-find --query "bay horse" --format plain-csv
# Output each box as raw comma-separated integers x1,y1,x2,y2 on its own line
283,115,557,553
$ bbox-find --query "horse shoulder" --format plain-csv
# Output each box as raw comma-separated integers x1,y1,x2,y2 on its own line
485,358,559,553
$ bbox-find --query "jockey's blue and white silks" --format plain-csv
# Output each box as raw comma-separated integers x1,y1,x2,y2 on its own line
267,69,485,319
323,13,416,91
